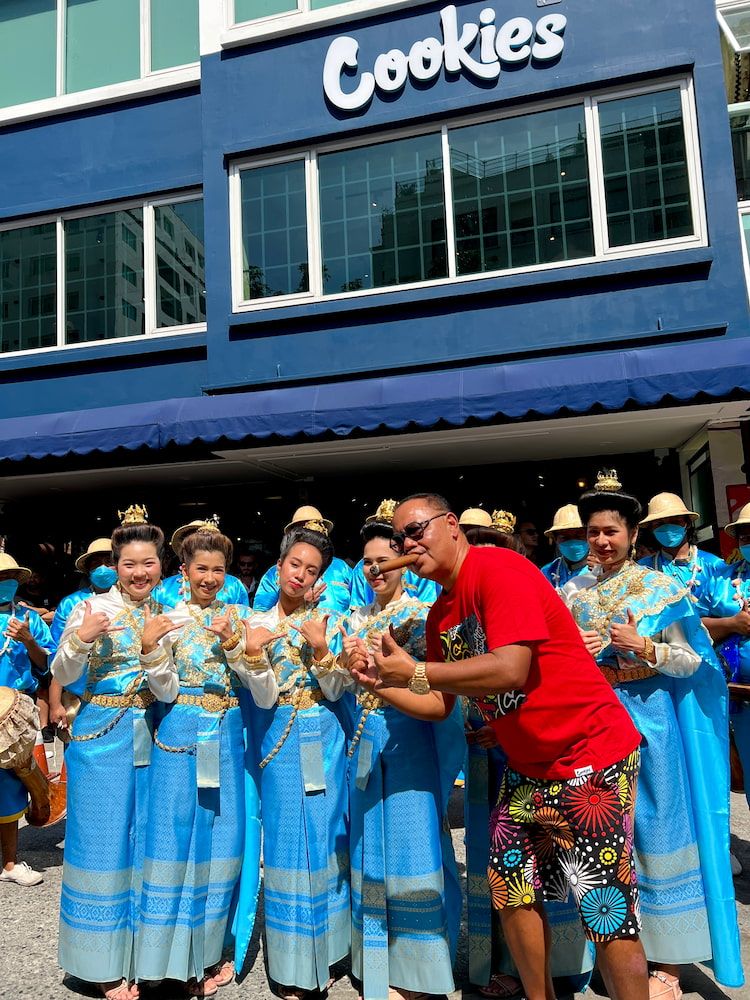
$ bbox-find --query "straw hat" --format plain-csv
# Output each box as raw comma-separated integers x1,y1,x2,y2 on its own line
639,493,698,527
459,508,492,528
725,502,750,537
0,553,31,585
544,504,583,538
284,506,334,535
170,516,221,555
75,538,112,573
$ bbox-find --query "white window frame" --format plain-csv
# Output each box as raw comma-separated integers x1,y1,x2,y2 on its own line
221,0,433,48
737,203,750,301
0,190,206,361
717,0,750,53
229,76,708,314
0,0,200,130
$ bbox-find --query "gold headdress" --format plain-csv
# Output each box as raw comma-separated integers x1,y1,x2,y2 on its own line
199,514,221,532
594,470,622,493
375,499,398,523
0,536,5,554
491,510,516,535
303,519,330,537
118,504,148,526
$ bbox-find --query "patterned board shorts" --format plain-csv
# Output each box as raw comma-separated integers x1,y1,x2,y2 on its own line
487,749,642,943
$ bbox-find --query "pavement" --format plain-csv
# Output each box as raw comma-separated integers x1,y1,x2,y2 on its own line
1,763,748,1000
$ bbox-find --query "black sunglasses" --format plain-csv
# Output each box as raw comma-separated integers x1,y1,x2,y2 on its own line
390,512,448,553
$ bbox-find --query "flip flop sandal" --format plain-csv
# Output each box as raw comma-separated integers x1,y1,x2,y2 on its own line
649,972,682,1000
478,974,523,999
206,961,235,988
187,977,219,997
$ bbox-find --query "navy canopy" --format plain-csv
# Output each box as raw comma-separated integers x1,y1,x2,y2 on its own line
1,337,748,462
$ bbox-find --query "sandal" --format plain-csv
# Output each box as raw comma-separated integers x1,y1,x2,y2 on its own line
187,977,219,997
206,961,235,988
129,986,140,1000
99,982,131,1000
649,972,682,1000
479,974,523,999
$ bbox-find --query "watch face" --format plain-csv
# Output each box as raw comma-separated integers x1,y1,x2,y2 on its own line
408,676,430,695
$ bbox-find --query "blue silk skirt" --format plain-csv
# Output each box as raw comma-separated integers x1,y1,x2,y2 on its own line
59,702,154,983
137,696,246,982
0,768,28,822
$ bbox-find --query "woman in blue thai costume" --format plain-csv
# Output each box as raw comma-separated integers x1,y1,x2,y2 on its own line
339,515,463,1000
541,505,591,593
253,506,353,615
52,506,178,1000
562,472,743,998
637,493,727,617
153,518,250,609
246,524,353,999
702,501,750,808
136,528,272,997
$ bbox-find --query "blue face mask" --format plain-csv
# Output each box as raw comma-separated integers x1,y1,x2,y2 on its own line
0,579,18,604
740,544,750,564
89,564,118,590
653,523,687,549
558,539,589,564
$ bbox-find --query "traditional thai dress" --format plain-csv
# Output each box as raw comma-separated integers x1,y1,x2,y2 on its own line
344,594,462,1000
564,562,743,988
0,603,54,822
348,561,439,611
52,587,178,985
153,573,249,609
247,603,352,992
253,558,353,615
136,600,271,983
638,546,726,617
540,556,588,593
49,587,94,700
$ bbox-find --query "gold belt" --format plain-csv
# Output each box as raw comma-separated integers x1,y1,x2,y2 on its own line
176,692,239,712
600,664,659,688
81,690,155,709
278,687,323,709
357,692,384,710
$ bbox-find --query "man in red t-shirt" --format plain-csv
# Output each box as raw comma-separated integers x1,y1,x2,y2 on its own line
366,493,648,1000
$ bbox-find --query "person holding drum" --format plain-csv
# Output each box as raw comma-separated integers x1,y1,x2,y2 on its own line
52,506,178,1000
0,545,55,887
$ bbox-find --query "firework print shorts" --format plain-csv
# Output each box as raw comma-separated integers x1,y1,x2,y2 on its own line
487,749,641,942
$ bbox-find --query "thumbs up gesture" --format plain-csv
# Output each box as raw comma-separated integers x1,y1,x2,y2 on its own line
609,608,645,656
372,624,416,688
4,610,33,645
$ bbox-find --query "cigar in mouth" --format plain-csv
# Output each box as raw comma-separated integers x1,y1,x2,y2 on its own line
368,554,419,579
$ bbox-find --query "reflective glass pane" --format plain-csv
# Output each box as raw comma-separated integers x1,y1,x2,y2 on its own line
154,199,206,328
731,111,750,202
599,88,694,248
0,1,57,108
741,212,750,261
319,133,447,294
65,0,140,93
724,7,750,48
64,209,144,343
234,0,297,22
151,0,199,71
0,224,57,353
449,105,593,276
240,161,309,300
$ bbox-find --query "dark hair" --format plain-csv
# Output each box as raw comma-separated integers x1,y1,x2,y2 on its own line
395,493,451,514
465,526,527,555
360,520,394,544
279,528,333,574
181,530,233,567
111,523,165,563
578,490,642,532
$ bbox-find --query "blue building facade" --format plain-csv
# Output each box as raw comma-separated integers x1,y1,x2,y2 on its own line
0,0,749,551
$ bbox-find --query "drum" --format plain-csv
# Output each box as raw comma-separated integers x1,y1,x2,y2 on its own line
0,686,50,827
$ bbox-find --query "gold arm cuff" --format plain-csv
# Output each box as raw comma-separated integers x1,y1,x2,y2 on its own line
221,631,242,652
142,649,169,668
642,636,656,664
69,632,94,654
312,651,336,672
243,653,269,671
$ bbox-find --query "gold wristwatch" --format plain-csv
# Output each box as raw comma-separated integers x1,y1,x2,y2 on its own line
408,661,431,695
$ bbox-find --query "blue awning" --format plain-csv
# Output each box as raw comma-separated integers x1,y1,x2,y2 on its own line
1,337,749,463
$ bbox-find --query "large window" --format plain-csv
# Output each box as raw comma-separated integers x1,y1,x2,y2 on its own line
0,194,205,355
0,0,199,111
231,80,705,310
232,0,416,27
718,2,750,52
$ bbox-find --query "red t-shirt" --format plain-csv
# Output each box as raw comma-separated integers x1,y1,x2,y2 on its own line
426,546,641,779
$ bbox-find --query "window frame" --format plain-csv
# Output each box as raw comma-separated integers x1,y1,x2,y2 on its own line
229,76,707,314
737,202,750,297
0,190,206,360
717,0,750,53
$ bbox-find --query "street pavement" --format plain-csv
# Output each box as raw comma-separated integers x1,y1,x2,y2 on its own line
2,774,748,1000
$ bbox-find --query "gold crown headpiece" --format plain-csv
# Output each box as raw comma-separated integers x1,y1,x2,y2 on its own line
303,519,329,537
0,536,5,554
375,499,398,523
492,510,516,534
118,504,148,526
199,514,221,532
594,470,622,493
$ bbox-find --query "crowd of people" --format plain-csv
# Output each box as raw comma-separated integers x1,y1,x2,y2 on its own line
0,476,747,1000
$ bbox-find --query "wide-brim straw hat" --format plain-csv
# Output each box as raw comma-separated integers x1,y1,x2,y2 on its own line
639,492,698,527
459,508,492,528
544,504,583,538
170,519,221,555
75,538,113,573
725,502,750,537
284,506,334,534
0,553,31,585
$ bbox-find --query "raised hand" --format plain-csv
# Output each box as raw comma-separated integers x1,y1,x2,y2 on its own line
205,612,235,644
242,621,285,658
609,609,644,656
77,600,124,644
4,611,32,645
289,613,330,660
372,624,416,688
732,608,750,637
304,581,327,604
578,627,604,658
141,606,184,655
